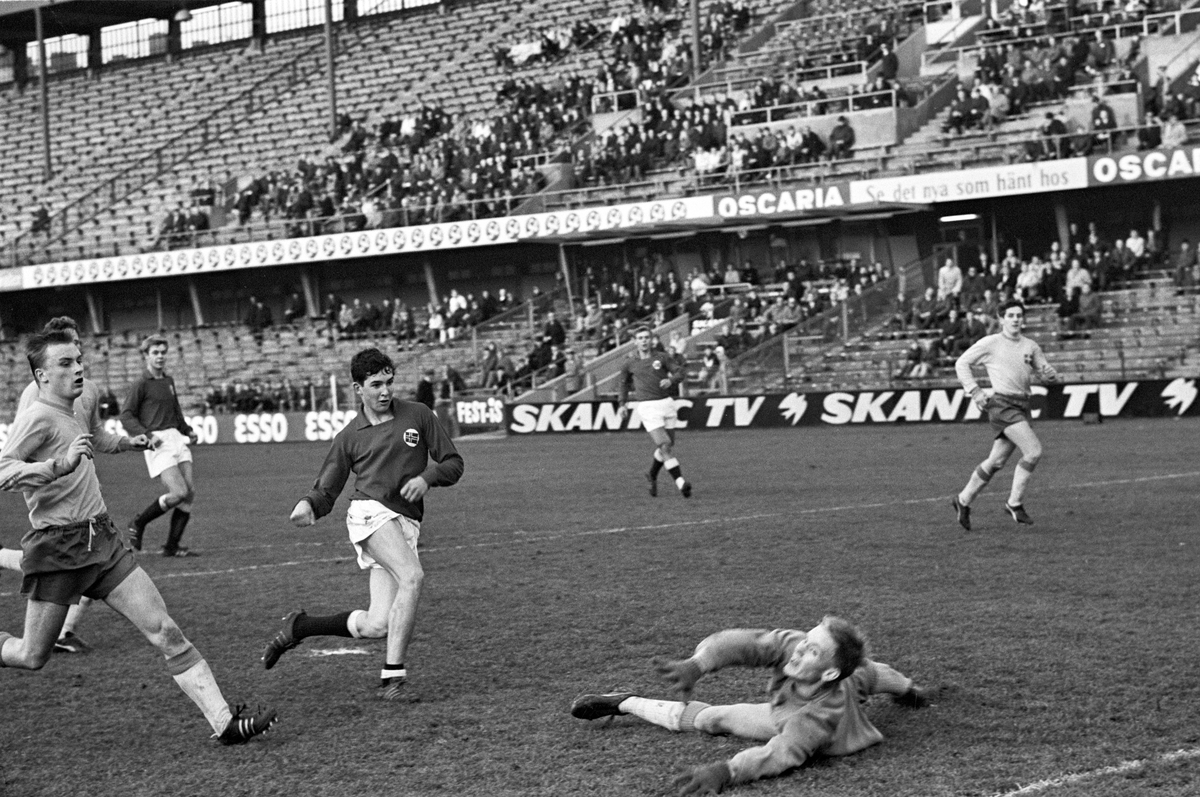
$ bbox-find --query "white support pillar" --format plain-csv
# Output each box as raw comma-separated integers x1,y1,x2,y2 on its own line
84,288,103,334
187,278,205,326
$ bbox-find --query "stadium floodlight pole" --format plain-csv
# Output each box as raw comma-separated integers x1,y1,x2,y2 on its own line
35,4,52,182
690,0,701,84
324,0,338,141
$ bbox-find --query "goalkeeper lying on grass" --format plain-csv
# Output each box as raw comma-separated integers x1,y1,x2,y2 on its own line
570,615,938,795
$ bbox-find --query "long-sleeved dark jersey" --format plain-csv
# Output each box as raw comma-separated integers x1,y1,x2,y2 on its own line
618,349,683,403
119,370,192,437
304,399,463,522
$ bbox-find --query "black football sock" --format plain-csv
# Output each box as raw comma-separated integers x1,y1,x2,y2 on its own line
163,509,191,552
293,611,355,641
134,498,169,530
649,458,664,479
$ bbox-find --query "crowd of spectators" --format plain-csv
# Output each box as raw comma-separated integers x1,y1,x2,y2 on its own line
890,221,1164,379
203,377,325,414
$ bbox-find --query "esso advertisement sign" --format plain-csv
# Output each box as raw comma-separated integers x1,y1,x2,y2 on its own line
234,413,289,443
187,415,219,445
304,410,358,441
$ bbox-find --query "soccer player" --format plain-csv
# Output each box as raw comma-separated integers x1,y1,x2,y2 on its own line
261,347,463,701
570,616,935,796
618,326,691,498
0,329,276,744
952,299,1059,529
120,334,200,556
3,315,108,654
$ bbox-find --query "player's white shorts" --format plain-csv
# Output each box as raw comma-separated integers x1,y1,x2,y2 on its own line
143,428,193,478
345,499,420,571
633,397,678,432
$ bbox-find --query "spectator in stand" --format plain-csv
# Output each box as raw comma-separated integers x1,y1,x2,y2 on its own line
1070,283,1102,330
415,369,436,410
1065,258,1093,297
889,291,913,330
1161,113,1188,148
1090,94,1119,153
936,258,963,306
828,116,856,160
543,311,567,347
283,291,306,325
30,202,51,238
1173,238,1196,292
939,307,970,360
912,286,939,329
961,265,988,310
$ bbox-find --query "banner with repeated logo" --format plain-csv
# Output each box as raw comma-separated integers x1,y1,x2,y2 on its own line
0,400,507,447
15,196,714,292
504,379,1200,434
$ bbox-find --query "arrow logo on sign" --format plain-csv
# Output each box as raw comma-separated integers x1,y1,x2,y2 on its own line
1161,378,1197,415
780,393,808,425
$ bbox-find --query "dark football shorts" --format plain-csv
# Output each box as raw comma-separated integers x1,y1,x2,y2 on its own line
20,514,138,606
988,393,1032,437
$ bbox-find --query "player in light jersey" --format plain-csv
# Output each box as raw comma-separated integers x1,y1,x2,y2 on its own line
2,316,100,654
618,326,691,498
570,616,935,796
261,348,464,701
952,299,1058,529
0,329,276,744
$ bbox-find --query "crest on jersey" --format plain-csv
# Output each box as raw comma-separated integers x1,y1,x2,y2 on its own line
652,359,662,370
403,428,420,447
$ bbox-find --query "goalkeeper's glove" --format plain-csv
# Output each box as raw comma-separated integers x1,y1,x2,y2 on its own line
654,657,703,699
893,684,935,708
673,762,732,796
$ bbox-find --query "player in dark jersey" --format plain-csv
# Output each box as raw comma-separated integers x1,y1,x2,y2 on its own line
261,348,464,701
121,335,199,556
618,326,691,498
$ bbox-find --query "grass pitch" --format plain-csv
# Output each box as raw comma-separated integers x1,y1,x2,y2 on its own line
2,418,1198,797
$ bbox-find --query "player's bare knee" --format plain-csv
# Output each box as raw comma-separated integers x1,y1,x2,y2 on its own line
358,615,389,638
402,565,425,593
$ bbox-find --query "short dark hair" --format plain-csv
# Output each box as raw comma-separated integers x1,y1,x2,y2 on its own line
631,325,651,337
140,334,169,354
998,299,1026,317
823,616,867,682
44,316,79,333
27,329,77,377
350,347,394,384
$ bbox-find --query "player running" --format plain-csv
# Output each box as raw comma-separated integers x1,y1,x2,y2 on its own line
121,335,200,557
618,326,691,498
2,316,102,654
952,299,1058,529
261,347,463,701
0,329,276,744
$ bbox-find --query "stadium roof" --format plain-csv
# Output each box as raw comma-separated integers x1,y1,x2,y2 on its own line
0,1,233,46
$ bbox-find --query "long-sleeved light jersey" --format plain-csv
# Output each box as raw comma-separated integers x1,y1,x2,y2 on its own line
688,628,913,785
955,332,1057,398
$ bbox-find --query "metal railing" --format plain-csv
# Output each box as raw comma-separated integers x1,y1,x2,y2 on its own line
5,35,334,268
923,8,1200,71
722,256,933,391
729,88,900,128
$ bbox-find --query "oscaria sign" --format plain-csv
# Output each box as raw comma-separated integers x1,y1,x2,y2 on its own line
1089,146,1200,185
715,184,849,218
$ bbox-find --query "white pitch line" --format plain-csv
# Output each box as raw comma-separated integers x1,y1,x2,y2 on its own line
305,648,370,657
990,747,1200,796
0,469,1195,596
